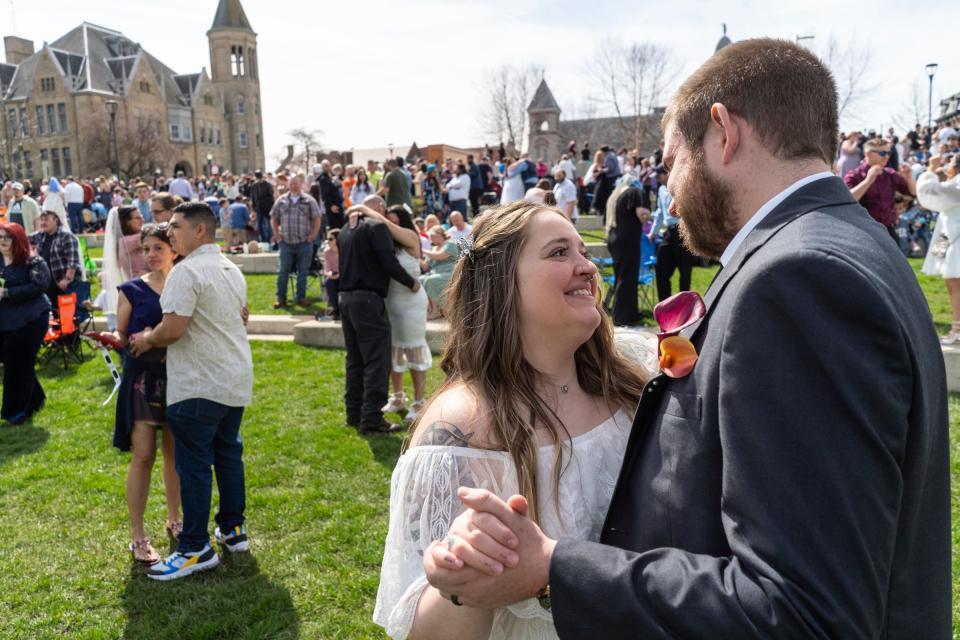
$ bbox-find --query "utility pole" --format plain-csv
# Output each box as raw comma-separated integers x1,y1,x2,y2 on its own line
926,63,939,129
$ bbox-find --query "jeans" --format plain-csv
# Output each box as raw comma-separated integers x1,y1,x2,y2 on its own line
324,277,340,317
257,211,273,244
340,291,391,427
449,199,468,217
0,312,47,420
166,398,246,553
655,225,695,302
67,202,84,234
469,188,483,218
277,241,313,301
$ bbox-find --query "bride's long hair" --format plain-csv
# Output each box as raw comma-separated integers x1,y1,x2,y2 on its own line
411,201,648,522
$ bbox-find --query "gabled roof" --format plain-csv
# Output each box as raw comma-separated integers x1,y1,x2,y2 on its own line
209,0,254,33
173,73,201,98
528,79,561,113
4,21,211,105
0,63,17,93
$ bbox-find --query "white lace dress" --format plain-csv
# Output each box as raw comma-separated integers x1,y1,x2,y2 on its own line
386,248,431,372
374,409,633,639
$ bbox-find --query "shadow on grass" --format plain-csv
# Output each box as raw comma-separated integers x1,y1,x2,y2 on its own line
365,432,404,470
122,553,299,640
0,423,49,465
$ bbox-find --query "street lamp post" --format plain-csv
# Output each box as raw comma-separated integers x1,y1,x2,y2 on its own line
105,99,120,179
926,63,939,129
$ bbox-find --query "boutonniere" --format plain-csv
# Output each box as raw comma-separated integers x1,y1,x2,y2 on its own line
654,291,706,378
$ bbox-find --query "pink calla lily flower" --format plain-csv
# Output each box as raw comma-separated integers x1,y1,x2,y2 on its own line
653,291,706,378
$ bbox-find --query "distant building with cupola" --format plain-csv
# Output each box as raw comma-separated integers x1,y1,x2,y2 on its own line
0,0,265,181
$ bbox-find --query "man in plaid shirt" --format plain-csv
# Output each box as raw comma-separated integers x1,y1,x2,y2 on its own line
30,211,81,306
269,175,323,308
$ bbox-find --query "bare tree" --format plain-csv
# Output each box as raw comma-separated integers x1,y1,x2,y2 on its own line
584,39,677,151
287,128,324,173
79,112,175,178
890,79,926,133
481,64,544,151
820,35,876,120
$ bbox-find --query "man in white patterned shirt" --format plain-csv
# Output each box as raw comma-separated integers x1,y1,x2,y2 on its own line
129,201,253,581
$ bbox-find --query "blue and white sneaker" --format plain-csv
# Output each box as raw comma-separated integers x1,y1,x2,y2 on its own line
146,544,220,581
215,525,250,553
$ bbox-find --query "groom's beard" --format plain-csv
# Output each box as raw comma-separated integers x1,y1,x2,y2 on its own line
674,152,740,261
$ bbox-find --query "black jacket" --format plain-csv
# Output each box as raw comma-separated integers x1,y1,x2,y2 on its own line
319,173,345,228
337,216,415,297
249,180,275,216
551,177,951,639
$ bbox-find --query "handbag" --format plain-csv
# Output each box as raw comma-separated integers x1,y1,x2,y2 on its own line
931,233,954,259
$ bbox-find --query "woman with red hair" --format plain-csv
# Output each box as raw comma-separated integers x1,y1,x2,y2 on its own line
0,222,51,424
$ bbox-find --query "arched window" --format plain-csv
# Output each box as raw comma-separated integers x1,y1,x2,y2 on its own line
540,120,550,132
230,46,245,78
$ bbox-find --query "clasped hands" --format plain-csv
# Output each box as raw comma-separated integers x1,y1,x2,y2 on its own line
423,488,557,609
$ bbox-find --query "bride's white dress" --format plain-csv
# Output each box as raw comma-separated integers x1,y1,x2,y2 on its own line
374,330,659,639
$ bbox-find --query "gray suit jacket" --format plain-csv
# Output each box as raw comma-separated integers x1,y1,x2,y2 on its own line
551,177,951,638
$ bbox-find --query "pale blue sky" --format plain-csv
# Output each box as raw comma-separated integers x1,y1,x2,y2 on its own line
5,0,958,165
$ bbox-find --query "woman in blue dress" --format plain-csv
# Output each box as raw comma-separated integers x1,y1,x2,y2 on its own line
112,223,181,564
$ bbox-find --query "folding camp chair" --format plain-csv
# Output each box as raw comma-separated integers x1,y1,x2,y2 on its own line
637,235,658,316
40,293,84,369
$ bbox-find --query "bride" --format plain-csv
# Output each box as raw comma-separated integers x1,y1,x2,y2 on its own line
374,201,655,639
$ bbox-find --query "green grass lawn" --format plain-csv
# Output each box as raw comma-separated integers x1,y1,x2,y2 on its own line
1,312,959,636
0,343,443,638
2,341,959,637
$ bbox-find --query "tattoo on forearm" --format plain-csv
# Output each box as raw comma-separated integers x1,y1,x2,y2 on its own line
418,421,474,447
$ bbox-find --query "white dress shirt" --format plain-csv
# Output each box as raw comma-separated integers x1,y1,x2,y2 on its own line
63,181,85,204
446,174,470,202
719,172,834,267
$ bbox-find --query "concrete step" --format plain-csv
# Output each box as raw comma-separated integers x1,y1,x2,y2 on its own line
576,215,604,231
81,229,226,249
295,319,449,353
89,313,309,336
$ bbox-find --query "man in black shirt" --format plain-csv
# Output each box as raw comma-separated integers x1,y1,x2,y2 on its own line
338,195,420,434
249,170,275,245
318,160,345,229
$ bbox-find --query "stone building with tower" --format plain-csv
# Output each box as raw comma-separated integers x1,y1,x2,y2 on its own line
0,0,265,182
526,79,663,166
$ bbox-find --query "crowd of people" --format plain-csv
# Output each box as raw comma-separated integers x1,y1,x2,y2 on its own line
0,39,958,633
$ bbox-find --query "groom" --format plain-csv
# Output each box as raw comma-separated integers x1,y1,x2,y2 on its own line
423,39,950,637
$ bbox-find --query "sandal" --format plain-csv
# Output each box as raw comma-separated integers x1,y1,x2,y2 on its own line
941,322,960,346
129,537,160,565
165,520,183,542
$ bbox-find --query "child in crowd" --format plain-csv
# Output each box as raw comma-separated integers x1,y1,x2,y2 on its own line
217,198,232,247
322,229,340,320
228,196,251,250
83,273,118,331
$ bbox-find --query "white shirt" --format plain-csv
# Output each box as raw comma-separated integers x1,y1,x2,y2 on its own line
169,177,194,200
449,224,473,243
446,174,470,201
553,178,577,206
557,158,577,180
63,181,85,204
161,243,253,407
719,172,834,267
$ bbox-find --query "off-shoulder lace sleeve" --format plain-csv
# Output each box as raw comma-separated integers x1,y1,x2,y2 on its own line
373,445,516,639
